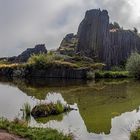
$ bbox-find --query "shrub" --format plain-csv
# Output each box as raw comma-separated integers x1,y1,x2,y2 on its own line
126,52,140,78
95,71,129,78
28,53,53,65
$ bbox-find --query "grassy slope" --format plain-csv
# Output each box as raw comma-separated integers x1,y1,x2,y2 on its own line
0,118,72,140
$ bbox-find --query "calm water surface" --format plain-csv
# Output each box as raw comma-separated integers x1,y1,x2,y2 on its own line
0,78,140,140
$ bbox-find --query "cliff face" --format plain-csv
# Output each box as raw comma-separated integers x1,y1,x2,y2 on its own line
76,9,140,67
106,30,140,66
77,9,110,61
0,65,89,79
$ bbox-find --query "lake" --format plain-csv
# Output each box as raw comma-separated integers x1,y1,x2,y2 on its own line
0,77,140,140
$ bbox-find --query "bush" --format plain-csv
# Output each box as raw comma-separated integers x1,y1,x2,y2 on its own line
95,71,129,78
28,53,54,65
126,52,140,78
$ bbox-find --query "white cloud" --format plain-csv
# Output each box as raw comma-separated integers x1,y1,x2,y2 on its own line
0,0,139,57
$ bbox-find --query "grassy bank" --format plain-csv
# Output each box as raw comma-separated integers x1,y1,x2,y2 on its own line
0,118,72,140
95,71,130,78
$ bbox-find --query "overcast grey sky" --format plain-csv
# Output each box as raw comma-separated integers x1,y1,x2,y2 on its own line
0,0,140,57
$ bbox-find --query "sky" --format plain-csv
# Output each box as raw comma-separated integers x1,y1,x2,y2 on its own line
0,0,140,57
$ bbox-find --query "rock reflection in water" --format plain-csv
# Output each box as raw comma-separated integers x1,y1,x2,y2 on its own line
0,78,140,139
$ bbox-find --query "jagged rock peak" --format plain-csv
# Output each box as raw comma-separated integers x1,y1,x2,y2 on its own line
85,9,108,18
77,9,110,60
17,44,47,62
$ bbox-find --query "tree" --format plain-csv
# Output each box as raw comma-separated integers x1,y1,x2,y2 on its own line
126,52,140,78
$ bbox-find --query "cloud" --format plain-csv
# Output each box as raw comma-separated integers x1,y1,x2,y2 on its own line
0,0,139,57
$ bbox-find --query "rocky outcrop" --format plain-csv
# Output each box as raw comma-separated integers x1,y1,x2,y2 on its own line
1,44,47,63
76,9,140,67
58,33,78,56
105,30,140,66
77,9,110,61
27,67,88,79
15,44,47,62
0,65,89,79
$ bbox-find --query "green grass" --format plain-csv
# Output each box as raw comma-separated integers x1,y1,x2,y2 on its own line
22,102,31,121
27,53,79,69
0,118,72,140
95,71,130,78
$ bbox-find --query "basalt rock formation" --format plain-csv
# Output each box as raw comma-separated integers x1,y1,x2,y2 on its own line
15,44,47,62
71,9,140,67
77,9,110,62
1,44,47,63
58,33,78,56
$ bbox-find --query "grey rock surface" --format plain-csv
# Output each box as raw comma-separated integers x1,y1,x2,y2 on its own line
76,9,140,67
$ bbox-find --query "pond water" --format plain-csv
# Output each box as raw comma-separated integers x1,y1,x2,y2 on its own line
0,78,140,140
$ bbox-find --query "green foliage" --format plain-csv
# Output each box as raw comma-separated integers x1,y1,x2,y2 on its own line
28,53,64,65
54,101,65,114
22,102,31,121
27,53,78,69
111,66,124,71
90,63,106,70
95,71,129,78
28,53,53,66
126,52,140,78
31,102,71,118
0,60,10,65
0,118,72,140
130,128,140,140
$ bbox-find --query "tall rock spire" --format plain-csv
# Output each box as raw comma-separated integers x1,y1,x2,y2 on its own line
77,9,140,67
77,9,110,61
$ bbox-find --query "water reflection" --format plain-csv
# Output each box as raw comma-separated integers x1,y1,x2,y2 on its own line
0,78,140,139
